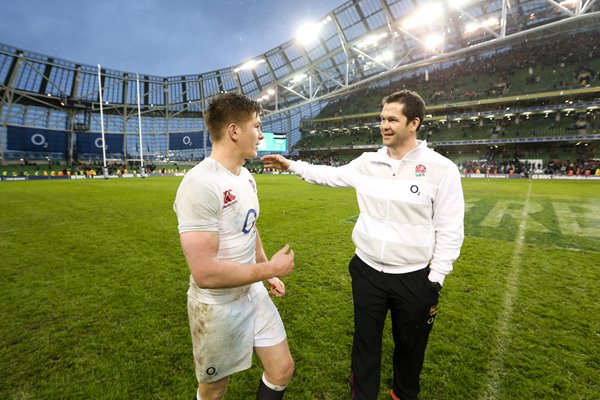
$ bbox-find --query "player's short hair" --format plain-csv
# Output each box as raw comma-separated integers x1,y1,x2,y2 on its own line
205,92,262,142
380,89,426,131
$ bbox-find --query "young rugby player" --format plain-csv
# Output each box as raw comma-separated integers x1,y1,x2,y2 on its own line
174,92,295,400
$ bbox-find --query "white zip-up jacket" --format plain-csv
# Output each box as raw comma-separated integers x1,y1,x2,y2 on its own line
288,141,464,284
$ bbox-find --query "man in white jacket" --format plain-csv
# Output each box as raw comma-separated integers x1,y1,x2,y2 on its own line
261,89,464,400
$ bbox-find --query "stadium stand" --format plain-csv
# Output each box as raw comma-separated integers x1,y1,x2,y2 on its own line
0,0,599,179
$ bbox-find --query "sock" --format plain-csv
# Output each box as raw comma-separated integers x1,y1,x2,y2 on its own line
256,373,287,400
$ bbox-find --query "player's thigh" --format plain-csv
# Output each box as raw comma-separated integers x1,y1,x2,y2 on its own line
255,339,294,383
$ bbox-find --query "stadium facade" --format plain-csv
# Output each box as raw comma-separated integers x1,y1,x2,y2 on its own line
0,0,598,173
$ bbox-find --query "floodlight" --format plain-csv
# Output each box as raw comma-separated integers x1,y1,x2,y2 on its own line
464,17,499,34
448,0,472,8
291,73,307,85
402,4,443,29
356,32,388,49
297,23,322,46
424,34,444,50
234,59,265,73
375,51,393,63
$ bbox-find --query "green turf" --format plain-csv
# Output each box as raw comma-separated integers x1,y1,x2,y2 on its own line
0,176,598,399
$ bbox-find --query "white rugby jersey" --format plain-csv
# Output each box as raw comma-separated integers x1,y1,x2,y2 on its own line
289,141,464,284
174,157,260,303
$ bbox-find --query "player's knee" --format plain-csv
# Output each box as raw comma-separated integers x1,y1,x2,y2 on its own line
281,357,295,383
268,357,295,385
199,389,226,400
282,357,295,381
199,380,228,400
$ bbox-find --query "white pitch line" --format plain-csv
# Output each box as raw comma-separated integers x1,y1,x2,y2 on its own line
479,180,532,400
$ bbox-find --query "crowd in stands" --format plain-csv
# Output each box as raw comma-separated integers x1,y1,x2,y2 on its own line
459,158,600,176
294,25,600,171
317,27,599,118
295,110,599,151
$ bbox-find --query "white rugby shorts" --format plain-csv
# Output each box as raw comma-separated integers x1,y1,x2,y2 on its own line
187,282,287,384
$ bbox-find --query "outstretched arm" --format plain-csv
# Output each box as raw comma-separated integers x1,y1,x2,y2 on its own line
262,154,358,188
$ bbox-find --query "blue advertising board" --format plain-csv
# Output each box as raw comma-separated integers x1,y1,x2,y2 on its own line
169,132,209,150
76,133,124,154
7,126,68,153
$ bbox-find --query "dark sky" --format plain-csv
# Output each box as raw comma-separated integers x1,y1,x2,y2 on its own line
0,0,344,76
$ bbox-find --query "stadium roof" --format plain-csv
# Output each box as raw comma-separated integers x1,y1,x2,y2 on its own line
1,0,598,118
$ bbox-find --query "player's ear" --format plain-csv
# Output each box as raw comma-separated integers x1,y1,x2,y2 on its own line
227,123,239,142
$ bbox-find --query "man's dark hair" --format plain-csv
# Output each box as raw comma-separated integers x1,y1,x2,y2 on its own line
381,90,426,131
205,92,262,141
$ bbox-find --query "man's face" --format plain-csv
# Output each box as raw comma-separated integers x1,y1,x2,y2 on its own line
237,112,264,159
379,102,418,148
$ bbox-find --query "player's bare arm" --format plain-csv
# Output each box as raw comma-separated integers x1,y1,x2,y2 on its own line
261,154,291,170
180,230,294,289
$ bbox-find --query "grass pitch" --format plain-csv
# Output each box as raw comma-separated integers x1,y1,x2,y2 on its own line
1,176,598,399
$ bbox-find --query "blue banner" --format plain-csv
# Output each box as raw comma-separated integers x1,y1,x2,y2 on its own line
7,126,68,153
76,133,124,154
169,132,210,150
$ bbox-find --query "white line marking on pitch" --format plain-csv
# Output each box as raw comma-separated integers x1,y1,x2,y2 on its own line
479,180,532,400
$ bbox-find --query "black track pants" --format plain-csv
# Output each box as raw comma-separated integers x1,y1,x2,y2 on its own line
348,255,440,400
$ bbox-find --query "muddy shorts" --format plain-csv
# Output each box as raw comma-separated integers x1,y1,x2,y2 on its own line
187,282,287,384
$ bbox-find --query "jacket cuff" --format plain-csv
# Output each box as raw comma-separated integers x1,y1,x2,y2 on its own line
428,269,447,285
288,160,300,173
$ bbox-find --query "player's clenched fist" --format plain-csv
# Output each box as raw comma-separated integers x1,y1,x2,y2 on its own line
270,244,295,277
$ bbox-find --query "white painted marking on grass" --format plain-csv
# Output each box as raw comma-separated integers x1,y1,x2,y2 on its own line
552,202,600,237
481,200,548,232
479,180,532,400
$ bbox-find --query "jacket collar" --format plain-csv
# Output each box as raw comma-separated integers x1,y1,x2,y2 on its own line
373,140,428,164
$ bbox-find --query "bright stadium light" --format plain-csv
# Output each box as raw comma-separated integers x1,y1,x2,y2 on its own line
234,58,265,73
296,15,332,46
448,0,473,8
297,22,323,46
356,32,389,49
375,50,394,63
402,3,443,29
464,17,499,34
424,33,444,50
289,73,307,86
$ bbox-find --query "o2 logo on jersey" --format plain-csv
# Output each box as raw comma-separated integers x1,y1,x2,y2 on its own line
410,184,421,196
242,209,257,234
